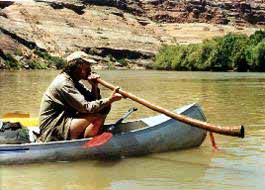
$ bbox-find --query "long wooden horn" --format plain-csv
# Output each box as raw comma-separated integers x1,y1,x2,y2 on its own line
97,78,244,138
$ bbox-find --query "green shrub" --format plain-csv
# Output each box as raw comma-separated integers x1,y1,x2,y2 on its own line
34,49,50,60
209,34,248,71
4,53,20,69
249,30,265,46
50,56,66,69
33,48,66,69
117,58,128,66
28,60,47,69
252,41,265,72
233,47,248,72
171,45,188,70
154,45,182,70
154,31,265,72
184,44,200,71
15,49,23,56
199,40,218,70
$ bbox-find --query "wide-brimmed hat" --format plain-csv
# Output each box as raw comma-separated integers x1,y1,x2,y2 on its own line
66,51,97,64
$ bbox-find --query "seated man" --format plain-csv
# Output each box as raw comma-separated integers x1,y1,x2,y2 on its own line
38,51,122,142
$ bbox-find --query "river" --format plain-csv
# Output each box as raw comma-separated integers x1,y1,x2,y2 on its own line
0,70,264,190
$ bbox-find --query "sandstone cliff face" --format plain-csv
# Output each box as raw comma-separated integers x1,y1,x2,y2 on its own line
0,0,264,69
140,0,265,25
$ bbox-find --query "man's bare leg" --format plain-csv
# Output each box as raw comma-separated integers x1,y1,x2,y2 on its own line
83,118,104,137
69,115,105,139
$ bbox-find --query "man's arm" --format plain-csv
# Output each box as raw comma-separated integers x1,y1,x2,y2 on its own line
59,83,122,114
60,84,109,114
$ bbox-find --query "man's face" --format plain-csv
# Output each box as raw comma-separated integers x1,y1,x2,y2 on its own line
80,62,92,80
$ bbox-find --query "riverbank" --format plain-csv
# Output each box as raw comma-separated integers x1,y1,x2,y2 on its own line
2,30,265,71
0,47,148,70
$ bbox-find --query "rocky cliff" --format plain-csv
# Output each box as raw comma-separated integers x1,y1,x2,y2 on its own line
0,0,264,69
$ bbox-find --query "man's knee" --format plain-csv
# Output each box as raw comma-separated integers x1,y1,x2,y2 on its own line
84,116,105,137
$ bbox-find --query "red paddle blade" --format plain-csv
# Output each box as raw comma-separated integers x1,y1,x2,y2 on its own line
82,132,113,148
209,132,218,151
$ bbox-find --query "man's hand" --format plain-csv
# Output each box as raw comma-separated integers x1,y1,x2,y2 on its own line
87,72,100,86
109,87,123,103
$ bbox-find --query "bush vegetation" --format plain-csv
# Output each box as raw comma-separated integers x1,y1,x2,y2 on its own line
154,30,265,72
1,49,66,70
28,60,48,69
4,53,21,69
34,49,66,69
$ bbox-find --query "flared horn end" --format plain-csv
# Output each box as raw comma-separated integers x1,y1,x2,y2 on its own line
239,125,245,138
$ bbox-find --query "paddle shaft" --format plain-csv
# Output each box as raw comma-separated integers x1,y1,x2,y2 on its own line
97,78,244,138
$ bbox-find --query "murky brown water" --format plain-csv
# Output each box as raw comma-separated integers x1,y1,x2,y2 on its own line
0,70,265,190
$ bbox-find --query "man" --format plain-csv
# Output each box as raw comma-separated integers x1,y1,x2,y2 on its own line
38,51,122,142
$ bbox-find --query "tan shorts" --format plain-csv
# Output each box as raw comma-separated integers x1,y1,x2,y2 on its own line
40,113,107,142
39,117,72,142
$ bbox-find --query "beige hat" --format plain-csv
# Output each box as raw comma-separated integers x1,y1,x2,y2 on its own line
66,51,97,64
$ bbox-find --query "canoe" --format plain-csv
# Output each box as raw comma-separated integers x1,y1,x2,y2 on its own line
0,103,207,165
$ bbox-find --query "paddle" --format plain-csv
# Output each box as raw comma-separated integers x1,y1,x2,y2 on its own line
82,132,113,148
209,132,218,150
97,78,244,138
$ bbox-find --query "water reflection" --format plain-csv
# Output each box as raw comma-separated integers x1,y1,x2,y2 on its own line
1,150,210,190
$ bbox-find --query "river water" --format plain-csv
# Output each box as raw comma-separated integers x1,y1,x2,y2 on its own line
0,70,264,190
